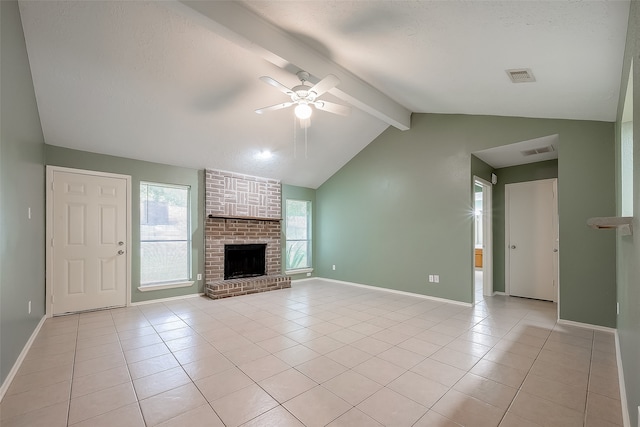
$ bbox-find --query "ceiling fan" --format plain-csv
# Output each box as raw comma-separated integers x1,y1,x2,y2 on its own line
255,71,350,119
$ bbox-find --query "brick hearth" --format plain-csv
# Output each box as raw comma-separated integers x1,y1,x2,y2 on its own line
205,275,291,299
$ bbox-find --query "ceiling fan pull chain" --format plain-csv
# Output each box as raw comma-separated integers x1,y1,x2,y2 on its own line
305,125,308,159
293,114,297,159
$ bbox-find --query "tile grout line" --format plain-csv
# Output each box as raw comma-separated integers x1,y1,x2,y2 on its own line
500,316,556,427
66,314,80,427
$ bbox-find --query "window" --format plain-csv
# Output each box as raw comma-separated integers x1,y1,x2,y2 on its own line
285,199,311,271
140,182,191,285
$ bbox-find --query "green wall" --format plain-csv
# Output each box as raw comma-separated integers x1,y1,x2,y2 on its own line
616,1,639,425
316,113,615,326
0,1,47,385
45,146,205,303
471,154,493,184
492,160,559,292
281,184,316,280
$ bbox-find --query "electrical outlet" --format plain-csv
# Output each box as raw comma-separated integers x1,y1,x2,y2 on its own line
28,207,32,220
28,300,31,314
306,272,311,277
197,273,202,281
332,265,336,271
434,275,440,283
428,275,434,283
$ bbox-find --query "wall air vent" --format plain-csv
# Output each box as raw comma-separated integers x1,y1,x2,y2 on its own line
506,68,536,83
521,145,555,156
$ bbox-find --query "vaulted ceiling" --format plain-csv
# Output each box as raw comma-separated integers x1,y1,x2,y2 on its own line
18,1,630,188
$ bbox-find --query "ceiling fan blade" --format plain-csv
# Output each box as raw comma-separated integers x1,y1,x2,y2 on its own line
314,101,351,116
309,74,340,97
259,76,294,96
255,102,294,114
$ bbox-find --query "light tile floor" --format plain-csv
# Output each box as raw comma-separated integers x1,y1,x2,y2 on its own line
0,279,624,426
474,270,483,304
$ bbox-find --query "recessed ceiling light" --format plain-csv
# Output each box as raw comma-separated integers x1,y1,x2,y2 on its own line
255,150,273,160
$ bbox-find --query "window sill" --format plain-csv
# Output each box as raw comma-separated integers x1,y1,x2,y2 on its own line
138,281,194,292
285,268,313,275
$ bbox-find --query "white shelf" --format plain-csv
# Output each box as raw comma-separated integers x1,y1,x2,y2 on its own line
587,217,633,236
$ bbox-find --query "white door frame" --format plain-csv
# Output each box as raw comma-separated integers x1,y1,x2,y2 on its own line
504,178,558,301
552,179,559,314
473,176,493,301
46,166,132,317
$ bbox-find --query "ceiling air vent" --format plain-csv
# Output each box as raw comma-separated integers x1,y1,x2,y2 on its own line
506,68,535,83
521,145,554,157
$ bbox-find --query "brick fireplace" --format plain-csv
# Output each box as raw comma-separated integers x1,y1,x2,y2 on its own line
204,169,291,299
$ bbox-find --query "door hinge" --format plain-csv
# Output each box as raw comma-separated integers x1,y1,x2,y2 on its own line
51,181,55,191
51,238,54,247
51,295,55,303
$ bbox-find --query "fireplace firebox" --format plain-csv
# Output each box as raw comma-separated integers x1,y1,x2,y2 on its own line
224,244,267,280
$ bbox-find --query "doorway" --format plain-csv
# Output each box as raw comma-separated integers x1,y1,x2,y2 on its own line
505,178,558,301
46,166,131,315
473,177,493,303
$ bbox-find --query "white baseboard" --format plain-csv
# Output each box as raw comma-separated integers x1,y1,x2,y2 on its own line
492,291,506,296
319,278,473,307
556,318,617,333
0,315,47,402
615,331,631,427
130,292,205,306
291,277,317,283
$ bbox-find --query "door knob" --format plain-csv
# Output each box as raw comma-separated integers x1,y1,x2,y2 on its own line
510,245,516,249
118,241,124,246
553,249,558,252
117,250,125,255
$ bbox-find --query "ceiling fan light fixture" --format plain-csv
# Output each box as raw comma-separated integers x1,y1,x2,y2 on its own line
294,103,312,119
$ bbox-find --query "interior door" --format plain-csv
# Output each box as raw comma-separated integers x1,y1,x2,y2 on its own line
50,169,128,314
506,179,557,301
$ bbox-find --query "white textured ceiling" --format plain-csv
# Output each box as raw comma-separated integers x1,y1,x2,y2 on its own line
18,1,630,188
474,134,559,169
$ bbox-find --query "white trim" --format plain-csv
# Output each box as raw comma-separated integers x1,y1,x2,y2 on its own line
320,278,473,307
505,183,512,297
291,277,316,283
615,331,631,427
46,166,132,317
285,268,313,275
556,318,616,333
138,281,194,292
552,178,560,318
0,315,46,401
492,291,507,296
130,292,204,306
473,176,493,301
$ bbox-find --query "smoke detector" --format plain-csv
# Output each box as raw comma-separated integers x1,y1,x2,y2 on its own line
506,68,536,83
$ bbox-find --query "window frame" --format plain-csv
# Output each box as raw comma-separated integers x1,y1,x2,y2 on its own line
138,181,193,291
284,199,313,274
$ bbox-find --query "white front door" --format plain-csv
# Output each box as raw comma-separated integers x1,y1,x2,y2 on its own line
49,168,129,314
506,179,557,301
